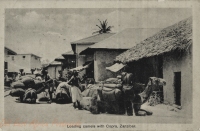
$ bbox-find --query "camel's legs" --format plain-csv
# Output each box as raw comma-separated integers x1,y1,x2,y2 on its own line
139,109,153,115
125,101,133,116
133,104,147,116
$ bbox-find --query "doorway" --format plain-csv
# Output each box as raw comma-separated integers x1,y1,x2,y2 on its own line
174,72,181,106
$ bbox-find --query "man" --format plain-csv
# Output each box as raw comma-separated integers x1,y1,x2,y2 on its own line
68,70,83,110
41,69,54,103
121,71,135,116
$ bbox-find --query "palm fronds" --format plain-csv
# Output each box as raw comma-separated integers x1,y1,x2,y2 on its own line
93,19,113,34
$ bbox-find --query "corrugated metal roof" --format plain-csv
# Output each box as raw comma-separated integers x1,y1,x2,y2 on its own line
55,55,65,60
80,28,161,54
71,33,115,44
62,50,74,55
48,61,62,66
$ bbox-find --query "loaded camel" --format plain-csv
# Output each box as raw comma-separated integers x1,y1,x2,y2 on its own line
86,76,166,116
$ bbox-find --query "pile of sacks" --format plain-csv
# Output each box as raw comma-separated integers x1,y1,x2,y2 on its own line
80,77,125,114
9,76,72,104
9,76,41,103
79,76,145,115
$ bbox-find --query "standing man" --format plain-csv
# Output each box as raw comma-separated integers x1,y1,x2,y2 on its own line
41,69,53,103
121,72,135,116
67,70,83,110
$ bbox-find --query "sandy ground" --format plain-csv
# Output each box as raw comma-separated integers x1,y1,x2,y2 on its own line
4,89,192,124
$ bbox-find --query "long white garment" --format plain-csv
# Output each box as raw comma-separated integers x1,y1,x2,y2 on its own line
71,86,82,103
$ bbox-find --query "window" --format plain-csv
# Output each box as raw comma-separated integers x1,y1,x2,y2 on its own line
12,56,14,60
4,62,8,70
23,56,26,59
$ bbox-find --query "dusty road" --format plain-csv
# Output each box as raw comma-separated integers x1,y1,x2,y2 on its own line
4,90,191,124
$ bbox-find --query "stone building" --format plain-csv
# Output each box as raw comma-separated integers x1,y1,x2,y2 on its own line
115,17,192,117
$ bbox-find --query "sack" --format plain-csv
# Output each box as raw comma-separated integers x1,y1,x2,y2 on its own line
23,88,37,103
100,87,122,102
21,77,35,87
100,83,122,90
97,87,124,114
82,85,98,98
56,88,71,103
34,80,44,90
80,97,92,111
38,92,50,102
10,88,25,97
11,81,26,89
105,78,119,84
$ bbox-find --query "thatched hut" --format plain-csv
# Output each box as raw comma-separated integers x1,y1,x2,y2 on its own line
115,17,192,115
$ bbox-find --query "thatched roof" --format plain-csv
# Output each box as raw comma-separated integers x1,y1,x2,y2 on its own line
115,17,192,63
80,28,160,55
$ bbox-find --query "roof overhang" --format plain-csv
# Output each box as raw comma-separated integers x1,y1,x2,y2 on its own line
5,47,17,55
106,63,126,72
80,48,127,55
69,61,93,72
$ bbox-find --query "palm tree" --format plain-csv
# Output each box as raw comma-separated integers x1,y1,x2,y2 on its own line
93,19,113,34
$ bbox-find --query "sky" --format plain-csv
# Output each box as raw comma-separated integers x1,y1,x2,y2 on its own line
5,8,192,62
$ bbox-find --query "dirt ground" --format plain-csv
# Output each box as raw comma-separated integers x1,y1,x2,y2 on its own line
4,89,192,124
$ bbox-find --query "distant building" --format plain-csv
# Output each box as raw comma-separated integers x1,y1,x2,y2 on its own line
4,47,17,73
5,53,41,74
46,61,62,79
71,33,115,67
55,50,76,70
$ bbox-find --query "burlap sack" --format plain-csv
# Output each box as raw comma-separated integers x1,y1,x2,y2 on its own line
10,88,25,97
11,81,26,89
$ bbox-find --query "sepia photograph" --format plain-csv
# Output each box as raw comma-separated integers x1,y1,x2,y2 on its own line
2,3,197,130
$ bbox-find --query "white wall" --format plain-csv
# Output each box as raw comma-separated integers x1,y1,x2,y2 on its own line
30,55,41,69
47,65,62,79
6,54,41,73
6,55,31,73
163,46,192,117
94,50,125,81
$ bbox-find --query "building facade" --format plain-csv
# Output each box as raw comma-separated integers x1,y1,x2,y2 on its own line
94,49,125,81
6,54,41,73
46,61,62,79
4,47,17,73
163,47,192,116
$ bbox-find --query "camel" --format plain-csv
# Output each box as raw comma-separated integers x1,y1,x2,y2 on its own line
86,77,166,116
131,77,166,116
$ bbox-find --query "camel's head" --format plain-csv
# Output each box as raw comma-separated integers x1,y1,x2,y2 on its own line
149,77,166,87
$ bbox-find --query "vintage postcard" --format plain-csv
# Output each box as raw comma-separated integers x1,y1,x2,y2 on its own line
1,0,200,130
